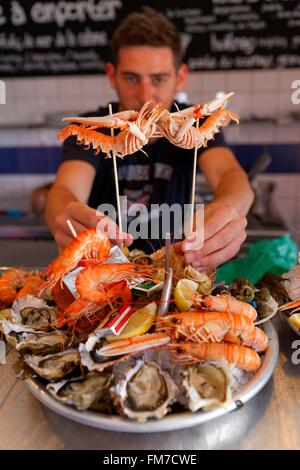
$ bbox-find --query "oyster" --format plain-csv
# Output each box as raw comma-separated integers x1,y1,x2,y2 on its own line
1,320,71,354
111,359,178,422
47,373,113,411
182,362,233,412
25,349,80,381
11,295,56,331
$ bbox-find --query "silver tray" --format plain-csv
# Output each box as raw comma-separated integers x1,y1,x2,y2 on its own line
0,266,279,432
26,321,279,433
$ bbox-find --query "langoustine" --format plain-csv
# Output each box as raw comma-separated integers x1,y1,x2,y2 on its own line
156,311,268,352
170,342,261,372
156,93,239,149
58,101,165,159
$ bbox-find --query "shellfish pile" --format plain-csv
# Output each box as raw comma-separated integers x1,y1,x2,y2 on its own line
0,230,275,422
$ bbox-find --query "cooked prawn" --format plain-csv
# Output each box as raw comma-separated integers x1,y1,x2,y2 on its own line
171,342,261,371
0,268,26,308
16,273,44,299
76,263,155,302
194,294,257,321
157,311,268,352
42,228,111,292
58,279,133,329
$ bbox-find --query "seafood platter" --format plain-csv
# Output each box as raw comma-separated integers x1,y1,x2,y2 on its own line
0,230,282,432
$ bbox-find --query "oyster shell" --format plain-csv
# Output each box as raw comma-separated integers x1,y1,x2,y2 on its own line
25,349,80,381
182,362,233,412
111,359,178,422
11,295,56,331
47,373,113,411
1,320,71,354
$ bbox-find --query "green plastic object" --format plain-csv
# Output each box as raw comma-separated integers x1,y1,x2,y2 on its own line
216,235,298,285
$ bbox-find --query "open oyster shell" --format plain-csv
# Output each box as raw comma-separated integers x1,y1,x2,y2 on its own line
25,349,80,381
111,359,178,422
47,373,113,411
1,320,72,355
181,362,233,412
11,295,56,331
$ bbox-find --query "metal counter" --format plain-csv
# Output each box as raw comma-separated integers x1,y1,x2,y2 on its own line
0,240,299,450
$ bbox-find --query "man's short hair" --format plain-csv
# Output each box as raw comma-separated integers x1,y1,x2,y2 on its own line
111,7,182,69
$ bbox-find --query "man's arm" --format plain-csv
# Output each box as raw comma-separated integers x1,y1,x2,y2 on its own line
45,160,133,250
199,146,254,215
181,146,254,269
45,160,97,248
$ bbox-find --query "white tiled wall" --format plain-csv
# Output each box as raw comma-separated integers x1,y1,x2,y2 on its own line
1,69,300,128
0,175,54,212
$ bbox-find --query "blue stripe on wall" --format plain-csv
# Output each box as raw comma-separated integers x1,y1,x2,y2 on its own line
0,144,299,174
230,144,300,174
0,147,61,174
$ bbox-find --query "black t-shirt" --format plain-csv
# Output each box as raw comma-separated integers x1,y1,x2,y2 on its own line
61,102,225,252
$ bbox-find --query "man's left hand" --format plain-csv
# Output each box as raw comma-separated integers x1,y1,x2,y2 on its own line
180,203,247,270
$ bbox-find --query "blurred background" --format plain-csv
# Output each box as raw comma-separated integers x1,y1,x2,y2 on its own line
0,0,299,263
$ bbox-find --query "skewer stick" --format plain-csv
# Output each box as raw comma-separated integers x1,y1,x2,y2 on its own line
66,218,77,238
189,119,200,235
164,232,171,274
108,103,123,245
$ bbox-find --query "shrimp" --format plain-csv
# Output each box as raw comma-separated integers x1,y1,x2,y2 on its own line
194,294,257,321
156,311,268,352
75,263,155,302
58,280,133,329
55,297,102,330
42,228,111,292
0,268,26,308
171,342,261,371
16,273,44,299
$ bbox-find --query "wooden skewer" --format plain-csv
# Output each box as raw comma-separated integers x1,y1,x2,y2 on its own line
66,218,77,238
189,118,200,235
165,232,171,274
108,103,123,246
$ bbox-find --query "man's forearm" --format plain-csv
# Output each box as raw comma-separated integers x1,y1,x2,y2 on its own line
211,168,254,216
45,185,78,235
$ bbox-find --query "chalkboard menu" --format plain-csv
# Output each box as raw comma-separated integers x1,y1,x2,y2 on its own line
0,0,299,77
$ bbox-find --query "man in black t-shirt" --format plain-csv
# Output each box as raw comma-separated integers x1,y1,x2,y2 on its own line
45,7,254,269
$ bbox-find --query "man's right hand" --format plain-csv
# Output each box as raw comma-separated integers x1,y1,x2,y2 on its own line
54,201,133,251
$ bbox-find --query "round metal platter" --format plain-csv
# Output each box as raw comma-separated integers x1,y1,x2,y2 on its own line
26,321,279,433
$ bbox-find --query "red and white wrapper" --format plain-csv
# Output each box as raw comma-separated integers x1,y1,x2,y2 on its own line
96,305,136,337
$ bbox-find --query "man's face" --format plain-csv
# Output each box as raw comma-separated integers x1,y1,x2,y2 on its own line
105,46,188,111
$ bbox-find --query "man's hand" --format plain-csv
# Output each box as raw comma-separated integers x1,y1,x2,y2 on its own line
180,203,247,270
54,201,133,251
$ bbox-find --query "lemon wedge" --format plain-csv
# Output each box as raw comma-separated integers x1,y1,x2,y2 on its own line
174,278,198,311
289,313,300,330
106,301,157,342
